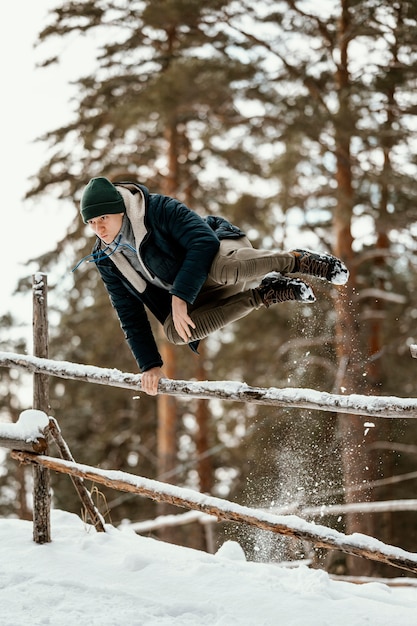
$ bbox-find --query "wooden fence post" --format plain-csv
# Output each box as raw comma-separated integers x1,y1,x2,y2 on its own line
32,273,51,544
48,418,106,532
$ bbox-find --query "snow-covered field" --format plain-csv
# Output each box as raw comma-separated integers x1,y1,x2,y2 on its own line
1,510,416,626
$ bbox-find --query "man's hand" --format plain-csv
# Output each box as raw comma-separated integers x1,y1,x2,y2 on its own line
171,295,196,342
141,366,163,396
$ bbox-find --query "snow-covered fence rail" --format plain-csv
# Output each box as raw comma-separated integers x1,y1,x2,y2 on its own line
1,351,417,419
11,450,417,575
274,500,417,517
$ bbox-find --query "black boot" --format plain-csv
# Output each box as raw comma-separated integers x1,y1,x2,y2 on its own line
291,249,349,285
256,272,316,308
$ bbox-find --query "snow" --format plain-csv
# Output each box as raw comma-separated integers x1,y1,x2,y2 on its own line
0,409,49,443
1,510,416,626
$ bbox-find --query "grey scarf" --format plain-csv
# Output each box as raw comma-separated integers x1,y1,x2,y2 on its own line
99,186,148,293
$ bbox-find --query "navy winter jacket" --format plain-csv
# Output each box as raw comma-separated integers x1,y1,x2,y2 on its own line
93,182,244,372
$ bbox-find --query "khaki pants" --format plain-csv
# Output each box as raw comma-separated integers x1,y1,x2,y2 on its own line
164,237,295,344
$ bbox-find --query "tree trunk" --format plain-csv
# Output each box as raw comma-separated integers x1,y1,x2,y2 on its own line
333,0,376,575
156,335,179,542
156,118,181,543
194,343,214,551
195,343,214,495
361,68,397,575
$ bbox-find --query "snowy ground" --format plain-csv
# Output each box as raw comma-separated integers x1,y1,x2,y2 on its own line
1,510,416,626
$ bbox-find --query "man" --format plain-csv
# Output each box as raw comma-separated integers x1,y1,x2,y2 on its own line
78,177,348,395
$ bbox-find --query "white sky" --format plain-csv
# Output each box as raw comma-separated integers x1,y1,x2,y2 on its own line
0,2,84,323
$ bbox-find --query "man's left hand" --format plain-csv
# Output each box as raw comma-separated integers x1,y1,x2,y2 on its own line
171,295,196,342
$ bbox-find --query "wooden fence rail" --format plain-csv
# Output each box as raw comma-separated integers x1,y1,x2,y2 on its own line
1,351,417,419
11,450,417,575
4,411,417,574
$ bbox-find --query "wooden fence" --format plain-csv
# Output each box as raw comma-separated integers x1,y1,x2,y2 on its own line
3,413,417,575
2,274,417,574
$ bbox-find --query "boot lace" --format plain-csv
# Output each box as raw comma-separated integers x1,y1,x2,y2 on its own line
262,285,296,307
299,255,328,280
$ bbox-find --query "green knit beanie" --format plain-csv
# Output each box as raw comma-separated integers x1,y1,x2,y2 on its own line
80,177,126,223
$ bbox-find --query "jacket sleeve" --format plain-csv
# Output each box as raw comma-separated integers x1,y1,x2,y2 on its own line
160,199,220,304
97,263,163,372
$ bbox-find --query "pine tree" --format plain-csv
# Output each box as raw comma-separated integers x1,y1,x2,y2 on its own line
215,0,417,575
16,0,417,570
26,0,263,544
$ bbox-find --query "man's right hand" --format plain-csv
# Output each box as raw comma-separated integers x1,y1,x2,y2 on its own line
141,366,163,395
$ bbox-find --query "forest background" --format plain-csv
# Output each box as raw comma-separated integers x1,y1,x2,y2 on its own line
1,0,417,579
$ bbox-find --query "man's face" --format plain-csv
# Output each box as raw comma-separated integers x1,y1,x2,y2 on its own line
87,213,124,244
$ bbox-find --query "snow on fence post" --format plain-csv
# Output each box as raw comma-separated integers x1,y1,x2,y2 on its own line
32,273,51,544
